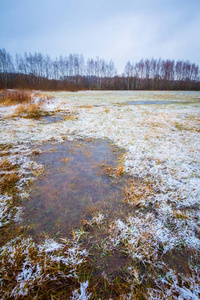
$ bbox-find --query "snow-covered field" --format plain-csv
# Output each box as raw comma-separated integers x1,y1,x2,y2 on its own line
0,91,200,299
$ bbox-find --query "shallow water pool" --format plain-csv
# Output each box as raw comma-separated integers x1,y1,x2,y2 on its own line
22,139,130,239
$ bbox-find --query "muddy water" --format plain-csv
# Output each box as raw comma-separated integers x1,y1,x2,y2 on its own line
23,139,130,239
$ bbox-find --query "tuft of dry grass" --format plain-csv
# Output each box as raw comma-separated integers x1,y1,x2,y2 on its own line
0,172,20,194
0,90,31,106
0,158,16,171
173,210,188,220
115,165,124,176
0,158,19,194
124,180,155,208
65,114,76,121
97,161,124,177
14,103,44,119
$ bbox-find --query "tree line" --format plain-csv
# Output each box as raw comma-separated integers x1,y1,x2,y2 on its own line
124,59,199,90
0,48,199,90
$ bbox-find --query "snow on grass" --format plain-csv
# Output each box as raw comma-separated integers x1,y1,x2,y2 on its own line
0,194,13,227
71,281,91,300
39,238,64,253
0,236,88,299
0,145,44,227
147,268,200,300
0,104,19,117
0,90,199,298
108,214,179,260
91,213,105,226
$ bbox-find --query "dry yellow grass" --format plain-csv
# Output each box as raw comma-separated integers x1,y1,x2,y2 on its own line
0,172,20,194
0,158,16,171
0,158,18,194
124,180,154,207
65,115,75,120
79,105,94,108
0,90,31,106
173,210,188,219
14,103,43,119
116,165,124,176
98,162,124,177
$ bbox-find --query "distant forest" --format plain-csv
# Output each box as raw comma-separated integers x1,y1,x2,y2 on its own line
0,48,200,90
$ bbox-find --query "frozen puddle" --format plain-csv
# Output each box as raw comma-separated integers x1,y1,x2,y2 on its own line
22,139,129,239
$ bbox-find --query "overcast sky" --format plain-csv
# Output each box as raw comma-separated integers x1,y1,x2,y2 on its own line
0,0,200,73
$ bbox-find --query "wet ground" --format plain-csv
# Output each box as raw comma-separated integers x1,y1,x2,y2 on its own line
22,139,130,240
1,91,199,298
40,115,64,123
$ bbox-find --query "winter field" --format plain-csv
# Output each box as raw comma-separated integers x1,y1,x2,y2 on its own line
0,90,200,299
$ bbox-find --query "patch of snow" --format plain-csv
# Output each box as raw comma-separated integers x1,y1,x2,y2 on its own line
13,206,23,223
0,194,13,227
40,239,64,253
91,213,105,225
71,281,91,300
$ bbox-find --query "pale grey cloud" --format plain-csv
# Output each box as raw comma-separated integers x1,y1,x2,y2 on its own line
0,0,200,73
